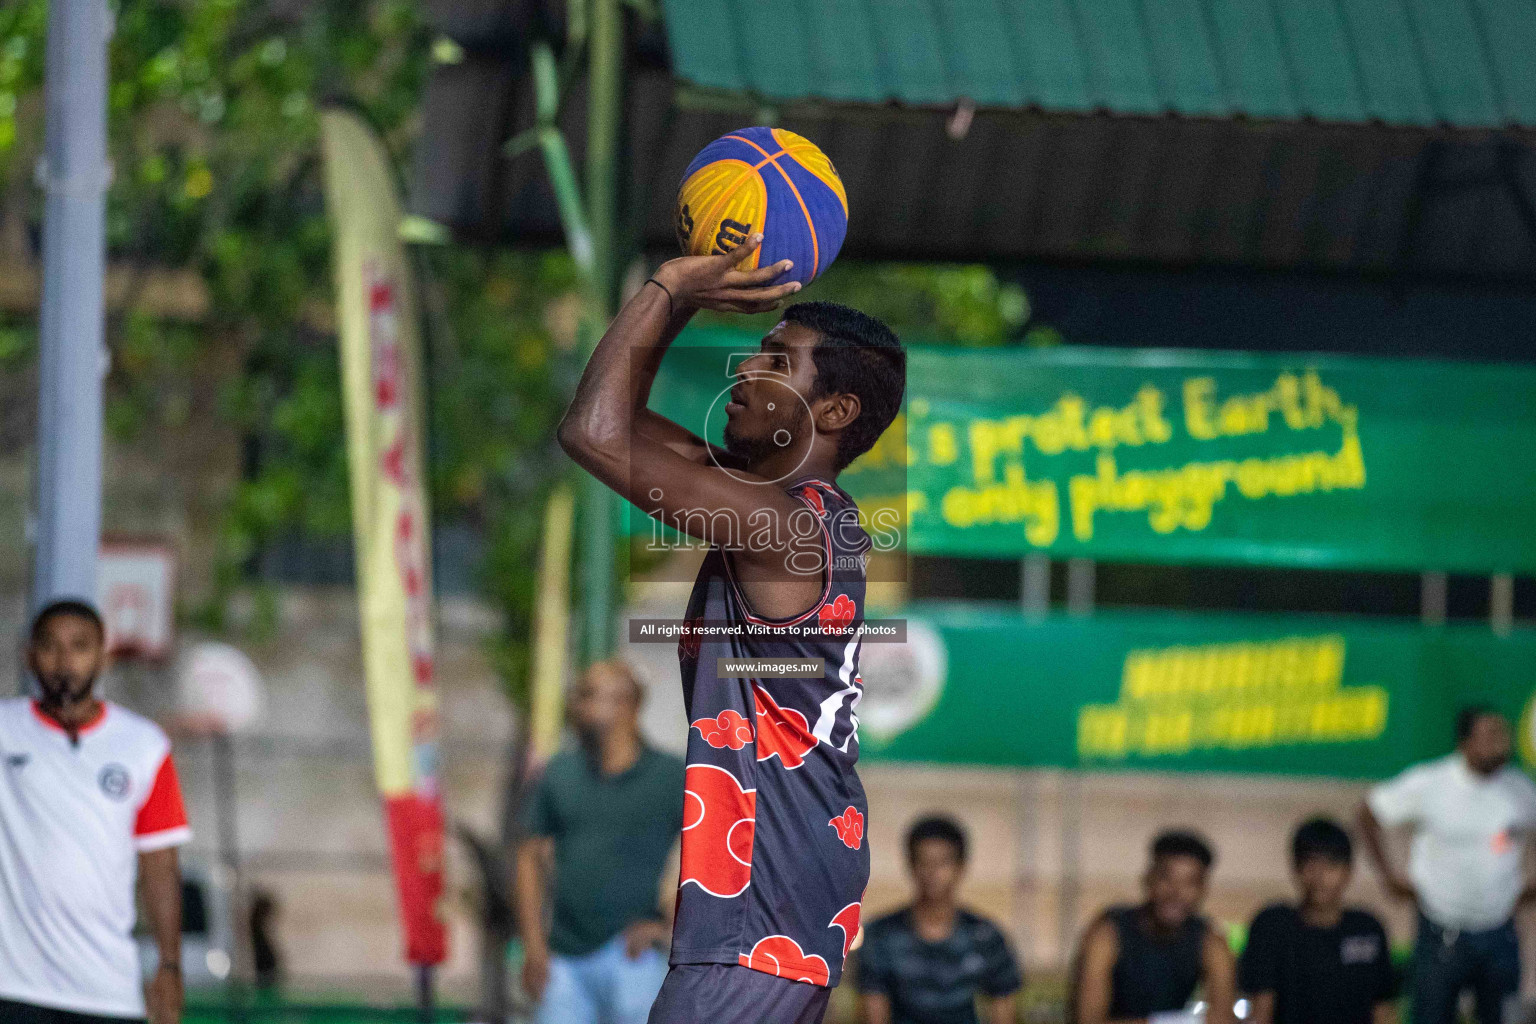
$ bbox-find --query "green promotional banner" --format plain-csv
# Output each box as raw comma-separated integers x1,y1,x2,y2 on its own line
857,604,1536,779
640,331,1536,574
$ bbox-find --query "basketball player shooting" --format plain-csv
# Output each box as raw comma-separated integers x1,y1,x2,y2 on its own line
558,235,905,1024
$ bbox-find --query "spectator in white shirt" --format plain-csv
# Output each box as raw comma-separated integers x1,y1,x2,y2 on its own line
0,600,191,1024
1358,707,1536,1024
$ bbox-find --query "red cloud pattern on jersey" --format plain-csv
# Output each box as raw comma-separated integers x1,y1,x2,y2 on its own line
680,764,756,898
829,806,864,849
819,593,856,635
798,485,827,516
829,902,862,959
692,710,754,751
752,683,817,770
739,935,831,987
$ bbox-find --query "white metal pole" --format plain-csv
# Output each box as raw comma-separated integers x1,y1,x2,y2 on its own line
30,0,111,612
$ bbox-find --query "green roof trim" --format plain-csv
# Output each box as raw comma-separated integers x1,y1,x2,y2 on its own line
661,0,1536,128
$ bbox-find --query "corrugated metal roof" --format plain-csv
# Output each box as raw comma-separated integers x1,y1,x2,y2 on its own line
662,0,1536,128
410,61,1536,282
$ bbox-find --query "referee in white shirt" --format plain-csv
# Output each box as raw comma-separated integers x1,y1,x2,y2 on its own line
1359,707,1536,1024
0,600,191,1024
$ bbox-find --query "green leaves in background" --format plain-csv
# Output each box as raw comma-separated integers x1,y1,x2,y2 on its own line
693,259,1037,347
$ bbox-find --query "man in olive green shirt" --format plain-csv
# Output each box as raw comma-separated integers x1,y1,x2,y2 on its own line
516,661,684,1024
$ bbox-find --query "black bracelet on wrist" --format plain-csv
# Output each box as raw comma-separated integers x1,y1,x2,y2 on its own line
646,277,675,316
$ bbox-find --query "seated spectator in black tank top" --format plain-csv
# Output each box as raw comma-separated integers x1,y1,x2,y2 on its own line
856,816,1022,1024
1239,818,1398,1024
1070,830,1236,1024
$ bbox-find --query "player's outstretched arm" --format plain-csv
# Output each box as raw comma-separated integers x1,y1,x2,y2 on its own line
560,234,797,466
625,298,730,465
559,236,809,550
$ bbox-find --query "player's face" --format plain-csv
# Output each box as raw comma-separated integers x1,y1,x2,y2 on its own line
1295,855,1351,912
28,613,105,707
722,322,821,468
1144,854,1207,930
569,663,638,740
910,837,964,905
1461,714,1512,775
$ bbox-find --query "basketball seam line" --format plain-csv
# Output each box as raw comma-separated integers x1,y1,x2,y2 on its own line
771,128,848,216
689,160,767,265
688,148,784,267
725,135,820,278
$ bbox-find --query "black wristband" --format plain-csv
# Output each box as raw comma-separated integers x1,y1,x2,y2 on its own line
646,277,675,316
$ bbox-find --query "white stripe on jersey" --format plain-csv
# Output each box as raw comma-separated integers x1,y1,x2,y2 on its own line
812,636,863,752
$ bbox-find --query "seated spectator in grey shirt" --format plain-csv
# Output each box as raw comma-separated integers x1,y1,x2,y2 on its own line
856,816,1022,1024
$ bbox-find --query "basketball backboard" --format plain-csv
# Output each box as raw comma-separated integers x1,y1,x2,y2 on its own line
98,539,176,661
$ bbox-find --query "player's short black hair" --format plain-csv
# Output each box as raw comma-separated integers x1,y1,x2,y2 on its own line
1291,816,1353,868
907,814,968,864
1151,829,1215,870
1456,705,1502,743
783,302,905,471
29,599,105,643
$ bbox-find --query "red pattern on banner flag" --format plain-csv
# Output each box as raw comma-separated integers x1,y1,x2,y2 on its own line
368,263,438,719
382,440,406,485
366,261,445,965
384,794,447,965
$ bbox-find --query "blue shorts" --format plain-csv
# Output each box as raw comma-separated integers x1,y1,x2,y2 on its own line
533,933,669,1024
646,964,830,1024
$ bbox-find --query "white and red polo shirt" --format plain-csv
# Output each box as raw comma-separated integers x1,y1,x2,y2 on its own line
0,697,191,1018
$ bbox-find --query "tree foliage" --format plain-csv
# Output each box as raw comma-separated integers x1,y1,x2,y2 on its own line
703,259,1034,347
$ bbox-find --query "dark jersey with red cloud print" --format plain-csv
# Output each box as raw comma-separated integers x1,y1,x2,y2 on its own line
671,475,871,989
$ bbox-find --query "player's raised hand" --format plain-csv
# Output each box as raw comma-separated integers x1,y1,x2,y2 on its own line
652,234,802,314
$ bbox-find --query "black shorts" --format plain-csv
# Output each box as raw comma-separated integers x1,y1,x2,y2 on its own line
0,999,143,1024
646,964,831,1024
